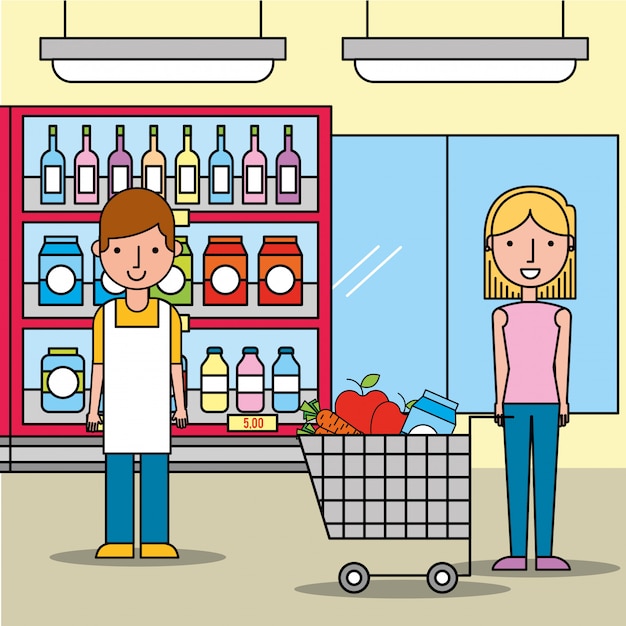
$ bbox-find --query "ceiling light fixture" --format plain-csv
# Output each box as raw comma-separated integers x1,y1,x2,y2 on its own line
343,1,588,83
40,1,286,83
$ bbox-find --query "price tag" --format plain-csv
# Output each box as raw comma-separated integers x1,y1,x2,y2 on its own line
227,414,278,432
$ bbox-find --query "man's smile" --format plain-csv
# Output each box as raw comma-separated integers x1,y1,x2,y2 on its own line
127,270,147,282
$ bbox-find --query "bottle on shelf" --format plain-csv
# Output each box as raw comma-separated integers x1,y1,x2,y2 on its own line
258,235,303,306
242,125,267,204
209,124,234,204
38,235,83,306
107,124,133,199
74,125,99,204
203,236,248,306
201,347,229,413
41,347,85,413
142,124,166,198
276,125,301,204
272,347,301,413
175,125,200,204
151,235,193,305
40,124,66,204
236,347,264,413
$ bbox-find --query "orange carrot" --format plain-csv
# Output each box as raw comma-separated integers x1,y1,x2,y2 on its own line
316,409,362,435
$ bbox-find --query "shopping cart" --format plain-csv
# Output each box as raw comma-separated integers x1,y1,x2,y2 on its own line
299,433,472,594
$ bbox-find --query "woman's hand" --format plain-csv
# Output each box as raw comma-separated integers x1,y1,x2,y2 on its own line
494,403,505,427
559,403,570,427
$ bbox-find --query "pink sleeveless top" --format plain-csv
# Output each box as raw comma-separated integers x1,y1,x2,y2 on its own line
500,302,561,403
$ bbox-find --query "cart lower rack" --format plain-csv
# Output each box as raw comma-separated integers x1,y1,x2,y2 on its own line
299,433,471,594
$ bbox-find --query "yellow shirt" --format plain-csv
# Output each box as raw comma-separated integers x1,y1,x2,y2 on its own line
93,298,182,365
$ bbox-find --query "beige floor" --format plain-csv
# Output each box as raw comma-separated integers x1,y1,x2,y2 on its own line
1,469,624,626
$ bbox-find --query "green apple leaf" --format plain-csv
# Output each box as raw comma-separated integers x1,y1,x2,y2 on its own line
361,374,380,388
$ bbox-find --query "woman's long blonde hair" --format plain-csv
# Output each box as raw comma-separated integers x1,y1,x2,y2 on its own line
484,186,576,299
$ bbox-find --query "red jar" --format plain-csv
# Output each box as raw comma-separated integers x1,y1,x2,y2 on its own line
203,236,248,305
258,236,303,306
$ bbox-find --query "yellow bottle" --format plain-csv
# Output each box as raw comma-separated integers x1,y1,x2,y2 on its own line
201,347,229,412
175,125,200,204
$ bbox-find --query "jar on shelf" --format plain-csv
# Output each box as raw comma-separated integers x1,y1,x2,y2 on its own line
38,236,83,306
203,236,248,306
41,347,85,413
258,236,303,306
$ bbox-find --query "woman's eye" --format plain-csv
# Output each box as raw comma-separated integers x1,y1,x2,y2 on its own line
152,247,159,254
506,241,513,247
113,247,121,254
548,240,554,247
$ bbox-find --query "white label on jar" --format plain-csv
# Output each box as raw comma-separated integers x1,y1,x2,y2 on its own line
237,375,264,393
46,265,76,294
78,165,95,193
158,266,186,294
44,166,62,193
266,265,295,294
146,165,162,193
202,375,228,393
212,165,230,194
112,166,129,193
280,166,297,193
179,165,196,194
48,366,79,398
246,165,263,194
211,265,240,295
273,375,299,393
101,272,125,294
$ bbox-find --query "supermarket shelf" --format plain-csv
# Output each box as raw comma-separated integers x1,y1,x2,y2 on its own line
23,176,318,213
24,283,319,320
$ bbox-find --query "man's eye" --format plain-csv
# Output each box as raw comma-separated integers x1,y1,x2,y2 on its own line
152,247,159,254
548,241,554,247
506,241,513,247
113,247,121,254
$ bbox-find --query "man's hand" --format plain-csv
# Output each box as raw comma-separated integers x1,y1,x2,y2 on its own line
173,408,188,429
86,411,102,432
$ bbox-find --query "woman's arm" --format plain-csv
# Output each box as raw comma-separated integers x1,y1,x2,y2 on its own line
492,307,508,426
555,307,572,427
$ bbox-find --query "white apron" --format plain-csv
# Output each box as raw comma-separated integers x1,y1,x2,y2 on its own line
103,299,171,454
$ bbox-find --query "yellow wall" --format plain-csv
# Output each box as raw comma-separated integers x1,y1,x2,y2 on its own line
1,0,624,467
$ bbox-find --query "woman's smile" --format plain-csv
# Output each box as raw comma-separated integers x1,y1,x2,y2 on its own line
521,268,540,279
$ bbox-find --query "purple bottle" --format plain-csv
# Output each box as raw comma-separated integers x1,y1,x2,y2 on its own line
275,125,301,204
107,124,133,199
236,347,264,412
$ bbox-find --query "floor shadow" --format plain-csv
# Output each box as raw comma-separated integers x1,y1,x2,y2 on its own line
295,579,510,599
457,559,621,579
50,549,226,567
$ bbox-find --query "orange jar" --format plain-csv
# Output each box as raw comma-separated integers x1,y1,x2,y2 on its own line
258,236,303,306
203,236,248,305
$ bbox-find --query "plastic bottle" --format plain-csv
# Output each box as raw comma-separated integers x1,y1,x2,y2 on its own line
236,347,264,412
41,347,85,413
201,348,229,413
272,346,300,412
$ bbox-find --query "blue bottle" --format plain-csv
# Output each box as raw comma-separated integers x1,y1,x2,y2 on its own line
93,254,124,305
40,124,66,204
41,348,85,413
39,236,83,306
272,347,300,412
208,125,234,204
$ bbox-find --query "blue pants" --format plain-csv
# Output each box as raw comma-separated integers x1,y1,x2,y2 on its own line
105,454,169,544
503,404,559,558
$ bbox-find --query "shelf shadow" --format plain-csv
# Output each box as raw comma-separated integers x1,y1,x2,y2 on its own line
295,579,510,599
50,549,226,568
458,559,620,579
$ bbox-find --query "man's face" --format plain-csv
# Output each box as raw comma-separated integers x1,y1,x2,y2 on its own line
95,226,175,291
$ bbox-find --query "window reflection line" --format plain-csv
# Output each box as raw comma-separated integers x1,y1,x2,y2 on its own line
332,244,381,289
345,246,403,298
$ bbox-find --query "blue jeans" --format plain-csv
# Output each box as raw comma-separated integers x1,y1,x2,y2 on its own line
503,403,559,558
105,454,169,544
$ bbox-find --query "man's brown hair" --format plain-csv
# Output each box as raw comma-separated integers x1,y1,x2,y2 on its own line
99,188,176,253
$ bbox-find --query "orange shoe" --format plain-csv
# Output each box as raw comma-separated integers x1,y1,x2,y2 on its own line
140,543,179,558
95,543,134,558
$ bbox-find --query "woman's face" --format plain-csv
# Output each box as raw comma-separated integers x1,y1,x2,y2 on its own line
488,216,573,289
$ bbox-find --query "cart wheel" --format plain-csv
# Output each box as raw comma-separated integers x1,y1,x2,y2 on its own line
426,562,458,594
338,562,370,594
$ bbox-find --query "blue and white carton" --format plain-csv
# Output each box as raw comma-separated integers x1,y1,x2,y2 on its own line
401,390,457,435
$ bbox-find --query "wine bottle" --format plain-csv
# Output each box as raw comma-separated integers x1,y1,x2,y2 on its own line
141,125,166,197
208,125,233,204
175,125,199,204
107,125,132,199
74,125,99,204
41,124,66,204
242,125,267,204
276,125,301,204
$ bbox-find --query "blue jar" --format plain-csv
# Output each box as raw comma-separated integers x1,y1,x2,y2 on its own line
272,346,300,412
93,254,125,305
39,236,83,305
401,390,458,435
41,348,85,413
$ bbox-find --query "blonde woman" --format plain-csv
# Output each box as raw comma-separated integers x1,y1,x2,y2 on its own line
485,186,575,571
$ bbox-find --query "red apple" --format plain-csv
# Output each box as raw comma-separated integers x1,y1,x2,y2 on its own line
335,389,388,434
370,401,408,434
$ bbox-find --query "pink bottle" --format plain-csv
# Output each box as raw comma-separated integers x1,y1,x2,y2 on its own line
242,125,267,204
74,125,99,204
236,347,264,412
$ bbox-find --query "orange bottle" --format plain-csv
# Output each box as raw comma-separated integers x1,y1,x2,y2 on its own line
203,236,248,305
258,236,303,306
